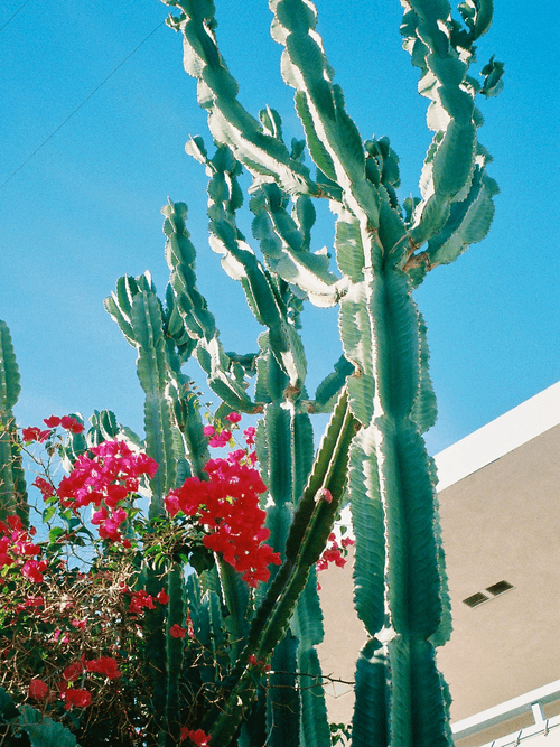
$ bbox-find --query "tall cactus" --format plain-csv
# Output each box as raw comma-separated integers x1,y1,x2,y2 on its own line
156,0,502,745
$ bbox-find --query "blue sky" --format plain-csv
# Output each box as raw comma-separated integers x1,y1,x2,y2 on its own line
1,0,558,456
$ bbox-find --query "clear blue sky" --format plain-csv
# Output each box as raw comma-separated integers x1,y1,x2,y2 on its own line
1,0,558,456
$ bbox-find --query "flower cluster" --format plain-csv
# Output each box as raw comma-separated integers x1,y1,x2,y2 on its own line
22,415,84,443
166,415,281,586
28,655,121,710
316,532,355,572
35,439,158,544
0,514,47,583
119,585,169,616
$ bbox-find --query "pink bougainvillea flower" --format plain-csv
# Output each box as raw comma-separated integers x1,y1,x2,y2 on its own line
180,727,212,745
21,559,48,583
203,425,215,437
208,429,232,448
169,624,187,639
243,427,255,446
165,452,280,586
126,588,156,616
28,679,49,700
33,477,56,498
156,588,169,605
224,412,242,423
318,487,334,503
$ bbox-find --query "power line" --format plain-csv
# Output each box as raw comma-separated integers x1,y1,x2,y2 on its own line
0,0,32,33
0,17,167,193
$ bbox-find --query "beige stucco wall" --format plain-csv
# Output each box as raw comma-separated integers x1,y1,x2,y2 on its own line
317,422,560,730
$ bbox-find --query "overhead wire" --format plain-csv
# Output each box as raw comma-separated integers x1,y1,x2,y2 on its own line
0,17,167,193
0,0,33,33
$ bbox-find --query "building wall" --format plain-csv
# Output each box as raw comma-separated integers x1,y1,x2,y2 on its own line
317,386,560,741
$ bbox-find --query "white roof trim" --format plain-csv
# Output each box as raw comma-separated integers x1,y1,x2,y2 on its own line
435,381,560,491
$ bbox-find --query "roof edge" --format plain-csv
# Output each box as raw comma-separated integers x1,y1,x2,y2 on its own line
435,381,560,491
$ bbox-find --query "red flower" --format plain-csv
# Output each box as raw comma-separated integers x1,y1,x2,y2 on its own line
180,728,211,745
61,688,91,710
169,624,186,639
33,477,56,498
44,416,61,428
318,487,334,503
85,656,121,680
28,679,48,699
60,416,84,433
63,661,84,682
156,589,169,605
224,412,242,423
22,427,50,443
243,427,255,446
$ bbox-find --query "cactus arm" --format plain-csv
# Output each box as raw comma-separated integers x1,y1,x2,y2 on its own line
217,560,250,662
202,388,358,746
163,0,318,197
313,354,354,413
129,288,178,510
0,320,27,526
344,268,453,745
250,182,344,307
290,569,330,747
351,640,388,747
400,0,503,270
425,166,499,269
201,145,308,390
165,563,187,744
162,201,217,342
162,199,257,411
268,0,380,224
410,311,438,434
267,632,301,747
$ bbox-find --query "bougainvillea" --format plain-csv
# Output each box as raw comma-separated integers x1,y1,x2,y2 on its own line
1,412,291,742
165,426,281,586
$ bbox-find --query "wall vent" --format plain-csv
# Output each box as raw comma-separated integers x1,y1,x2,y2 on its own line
463,592,489,608
486,580,514,596
463,580,514,608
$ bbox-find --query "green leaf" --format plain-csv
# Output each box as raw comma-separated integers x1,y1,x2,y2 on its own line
17,705,78,747
0,686,20,721
42,505,56,523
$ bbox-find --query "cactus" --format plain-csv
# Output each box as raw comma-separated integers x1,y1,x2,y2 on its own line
153,0,502,745
0,321,28,527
